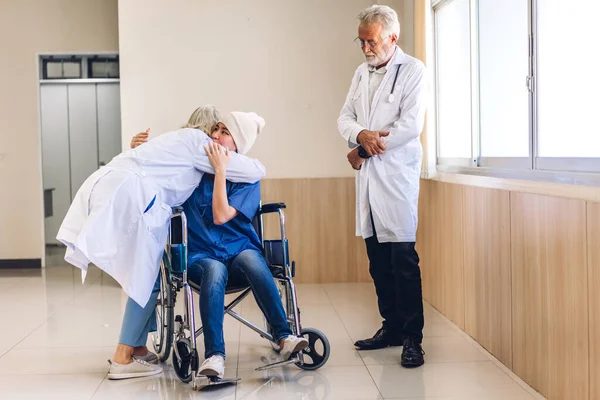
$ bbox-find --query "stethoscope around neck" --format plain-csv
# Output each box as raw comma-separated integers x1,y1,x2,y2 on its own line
387,64,403,103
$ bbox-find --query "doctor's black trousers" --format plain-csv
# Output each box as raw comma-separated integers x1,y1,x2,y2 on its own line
365,220,425,343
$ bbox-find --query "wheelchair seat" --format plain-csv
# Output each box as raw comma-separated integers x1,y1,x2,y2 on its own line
186,256,287,295
188,278,251,296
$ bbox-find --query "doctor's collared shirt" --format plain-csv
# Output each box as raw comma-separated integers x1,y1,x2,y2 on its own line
367,47,398,114
368,64,388,112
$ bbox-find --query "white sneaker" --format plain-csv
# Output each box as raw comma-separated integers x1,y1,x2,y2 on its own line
280,335,309,361
134,351,159,364
199,355,225,379
107,358,163,380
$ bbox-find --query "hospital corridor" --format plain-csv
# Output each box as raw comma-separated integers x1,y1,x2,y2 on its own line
0,248,540,399
1,0,598,399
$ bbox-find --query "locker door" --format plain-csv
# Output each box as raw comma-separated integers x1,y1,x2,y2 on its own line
67,84,99,199
40,84,71,245
96,83,122,165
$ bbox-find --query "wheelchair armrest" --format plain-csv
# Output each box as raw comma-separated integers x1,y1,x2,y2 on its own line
171,206,184,214
260,203,286,214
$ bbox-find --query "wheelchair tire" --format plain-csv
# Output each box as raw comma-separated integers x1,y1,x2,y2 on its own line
295,328,330,371
172,338,196,383
152,257,174,363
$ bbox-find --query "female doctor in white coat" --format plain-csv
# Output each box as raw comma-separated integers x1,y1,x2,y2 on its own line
57,110,266,309
337,5,428,368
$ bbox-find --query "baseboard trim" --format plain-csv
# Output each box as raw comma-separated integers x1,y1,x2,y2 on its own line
0,259,42,269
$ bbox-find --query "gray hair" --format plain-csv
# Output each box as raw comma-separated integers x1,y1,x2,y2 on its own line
357,5,400,40
182,104,222,134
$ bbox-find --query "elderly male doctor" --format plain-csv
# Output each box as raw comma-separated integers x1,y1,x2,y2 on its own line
338,5,427,368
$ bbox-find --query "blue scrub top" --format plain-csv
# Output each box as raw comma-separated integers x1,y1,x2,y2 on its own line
184,174,262,264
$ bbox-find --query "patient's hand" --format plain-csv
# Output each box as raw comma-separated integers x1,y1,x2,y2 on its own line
205,142,230,175
130,129,150,149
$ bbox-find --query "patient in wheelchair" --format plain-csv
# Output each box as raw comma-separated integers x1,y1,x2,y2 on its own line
109,106,308,380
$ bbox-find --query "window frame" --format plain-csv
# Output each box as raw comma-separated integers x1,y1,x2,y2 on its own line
432,0,600,185
42,56,83,80
88,55,120,79
39,54,119,82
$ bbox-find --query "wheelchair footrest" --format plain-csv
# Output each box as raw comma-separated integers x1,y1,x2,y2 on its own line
193,376,240,390
255,356,300,371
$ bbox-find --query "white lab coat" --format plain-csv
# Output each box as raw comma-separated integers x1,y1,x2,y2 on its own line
338,47,427,243
57,128,266,307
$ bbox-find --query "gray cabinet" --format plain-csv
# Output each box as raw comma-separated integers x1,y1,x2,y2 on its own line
40,82,121,245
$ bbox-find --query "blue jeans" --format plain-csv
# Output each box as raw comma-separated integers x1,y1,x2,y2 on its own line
119,276,160,347
188,249,292,359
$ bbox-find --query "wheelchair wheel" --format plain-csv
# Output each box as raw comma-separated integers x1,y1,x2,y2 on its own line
295,328,330,371
172,338,198,383
152,258,174,363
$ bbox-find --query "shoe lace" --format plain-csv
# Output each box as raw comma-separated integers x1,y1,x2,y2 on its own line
133,357,152,366
206,355,223,363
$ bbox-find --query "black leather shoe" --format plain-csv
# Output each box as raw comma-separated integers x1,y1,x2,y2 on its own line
401,337,425,368
354,328,404,350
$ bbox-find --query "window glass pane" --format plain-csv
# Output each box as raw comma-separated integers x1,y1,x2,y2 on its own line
62,62,81,78
44,60,81,79
537,0,600,157
46,62,63,78
436,0,472,158
479,0,529,157
91,60,119,78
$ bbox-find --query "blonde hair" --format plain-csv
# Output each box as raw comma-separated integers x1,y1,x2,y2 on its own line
182,105,222,134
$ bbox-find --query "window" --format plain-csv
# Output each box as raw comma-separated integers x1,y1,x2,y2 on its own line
536,0,600,162
478,0,529,160
89,56,120,79
436,0,472,161
40,54,119,81
42,57,82,79
433,0,600,179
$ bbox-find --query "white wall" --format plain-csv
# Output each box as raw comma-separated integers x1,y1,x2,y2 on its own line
0,0,119,260
118,0,415,179
0,0,414,260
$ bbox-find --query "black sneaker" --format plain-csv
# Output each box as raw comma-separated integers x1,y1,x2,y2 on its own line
401,337,424,368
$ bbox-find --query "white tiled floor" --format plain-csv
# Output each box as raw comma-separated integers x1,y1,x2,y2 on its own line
0,252,545,400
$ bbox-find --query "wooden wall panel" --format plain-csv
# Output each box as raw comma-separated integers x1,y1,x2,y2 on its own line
260,178,370,284
417,179,434,305
437,182,465,329
259,177,595,399
511,193,588,399
418,181,465,329
463,186,512,368
588,202,600,400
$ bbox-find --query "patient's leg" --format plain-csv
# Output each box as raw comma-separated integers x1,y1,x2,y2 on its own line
188,258,228,359
230,249,293,342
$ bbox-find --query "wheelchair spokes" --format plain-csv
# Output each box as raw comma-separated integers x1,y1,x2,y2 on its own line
294,328,330,371
152,257,174,363
172,337,195,383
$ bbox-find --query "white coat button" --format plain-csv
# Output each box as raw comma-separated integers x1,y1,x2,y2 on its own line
141,172,147,177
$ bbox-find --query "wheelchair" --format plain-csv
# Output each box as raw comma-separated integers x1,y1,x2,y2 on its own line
151,202,330,389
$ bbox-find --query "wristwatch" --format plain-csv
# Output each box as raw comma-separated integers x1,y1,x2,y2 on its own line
357,146,371,159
